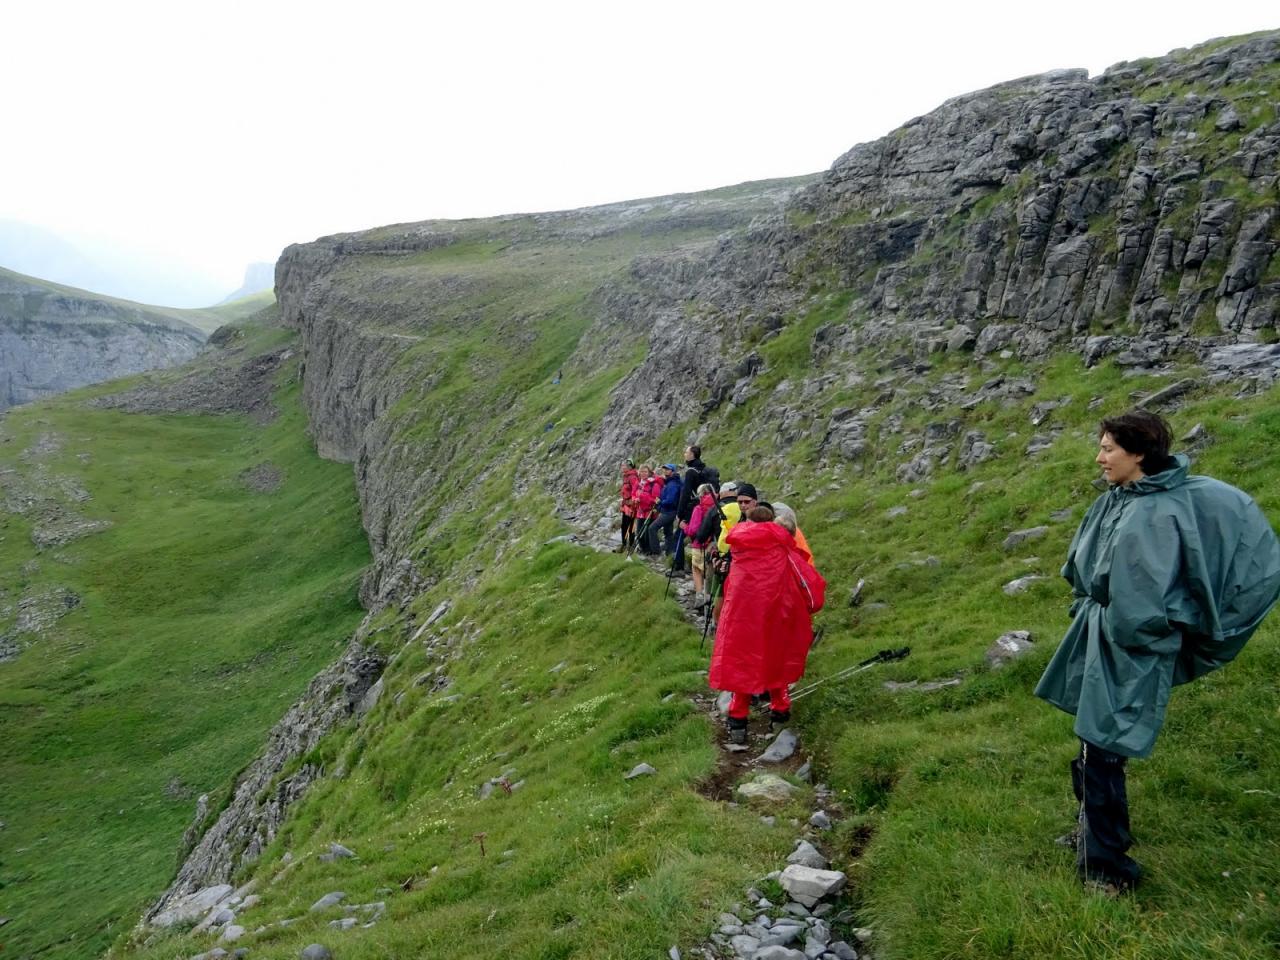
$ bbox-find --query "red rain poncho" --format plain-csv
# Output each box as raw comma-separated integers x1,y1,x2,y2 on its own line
709,522,826,693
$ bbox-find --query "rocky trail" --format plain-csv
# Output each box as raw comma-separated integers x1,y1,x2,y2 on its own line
582,526,877,960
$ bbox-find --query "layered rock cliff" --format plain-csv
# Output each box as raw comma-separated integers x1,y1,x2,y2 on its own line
273,32,1280,587
156,30,1280,917
0,267,206,410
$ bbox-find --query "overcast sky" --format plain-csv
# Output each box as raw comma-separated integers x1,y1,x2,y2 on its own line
2,1,1276,303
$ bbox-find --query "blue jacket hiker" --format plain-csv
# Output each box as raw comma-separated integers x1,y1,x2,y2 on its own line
646,464,684,556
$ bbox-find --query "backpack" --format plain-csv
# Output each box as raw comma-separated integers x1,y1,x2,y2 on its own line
702,464,721,493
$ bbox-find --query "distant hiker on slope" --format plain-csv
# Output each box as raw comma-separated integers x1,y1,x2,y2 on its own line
710,503,826,744
1035,409,1280,893
618,459,640,552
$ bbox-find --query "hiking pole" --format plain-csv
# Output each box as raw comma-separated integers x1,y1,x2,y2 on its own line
663,529,686,599
626,512,657,562
699,563,722,654
790,647,910,702
810,624,826,650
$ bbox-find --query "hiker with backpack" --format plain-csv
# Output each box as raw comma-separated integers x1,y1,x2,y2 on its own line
683,483,718,608
708,482,757,623
710,503,827,744
1035,410,1280,893
673,445,719,573
694,482,740,622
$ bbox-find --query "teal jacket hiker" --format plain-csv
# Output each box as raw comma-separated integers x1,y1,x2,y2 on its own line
1035,454,1280,758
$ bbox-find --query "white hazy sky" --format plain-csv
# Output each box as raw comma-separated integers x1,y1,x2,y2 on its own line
2,1,1276,297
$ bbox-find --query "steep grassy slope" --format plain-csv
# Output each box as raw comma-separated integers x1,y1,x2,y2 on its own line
654,317,1280,959
0,319,368,960
180,290,277,333
123,294,1280,960
97,31,1280,960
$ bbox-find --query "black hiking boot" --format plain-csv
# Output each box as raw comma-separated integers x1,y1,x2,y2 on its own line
769,709,791,731
727,716,748,745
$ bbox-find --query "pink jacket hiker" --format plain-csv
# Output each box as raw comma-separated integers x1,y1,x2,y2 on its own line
686,491,716,548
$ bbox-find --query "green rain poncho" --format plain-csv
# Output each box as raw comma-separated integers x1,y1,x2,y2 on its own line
1035,455,1280,758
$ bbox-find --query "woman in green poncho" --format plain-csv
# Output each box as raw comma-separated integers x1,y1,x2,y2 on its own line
1035,410,1280,891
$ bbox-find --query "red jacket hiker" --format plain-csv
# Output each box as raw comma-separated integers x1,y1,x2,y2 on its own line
635,475,664,517
620,468,640,517
709,522,826,697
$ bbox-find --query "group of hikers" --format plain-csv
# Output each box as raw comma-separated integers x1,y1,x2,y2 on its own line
618,446,826,744
618,414,1280,896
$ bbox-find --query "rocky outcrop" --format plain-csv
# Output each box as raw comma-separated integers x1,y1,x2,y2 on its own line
264,31,1280,599
0,267,205,410
147,625,391,918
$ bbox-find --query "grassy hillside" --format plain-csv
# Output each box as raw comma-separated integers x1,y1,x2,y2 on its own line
0,320,368,959
114,269,1280,960
0,265,216,336
0,264,275,335
181,290,277,333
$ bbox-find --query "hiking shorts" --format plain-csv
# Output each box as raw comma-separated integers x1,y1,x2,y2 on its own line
690,545,706,572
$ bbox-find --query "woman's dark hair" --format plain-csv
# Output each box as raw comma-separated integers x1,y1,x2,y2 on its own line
1099,410,1174,472
747,505,776,523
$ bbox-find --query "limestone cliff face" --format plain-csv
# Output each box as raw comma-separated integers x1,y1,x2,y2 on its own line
274,184,809,602
274,31,1280,590
0,268,206,410
568,33,1280,487
159,31,1280,914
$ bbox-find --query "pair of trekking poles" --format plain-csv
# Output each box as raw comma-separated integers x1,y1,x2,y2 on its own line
625,510,662,562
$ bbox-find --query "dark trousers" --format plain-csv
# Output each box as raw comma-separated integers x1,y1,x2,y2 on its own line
635,515,657,553
620,514,636,547
1071,739,1141,888
650,510,677,555
671,519,689,571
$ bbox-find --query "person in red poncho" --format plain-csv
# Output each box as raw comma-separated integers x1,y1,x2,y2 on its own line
709,504,826,744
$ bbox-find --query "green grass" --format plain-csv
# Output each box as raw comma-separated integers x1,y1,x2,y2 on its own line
115,525,812,960
106,267,1280,960
0,329,368,960
181,290,277,332
13,34,1280,960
